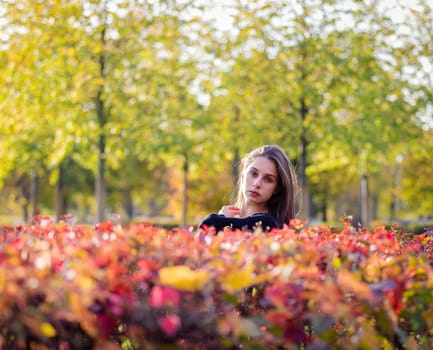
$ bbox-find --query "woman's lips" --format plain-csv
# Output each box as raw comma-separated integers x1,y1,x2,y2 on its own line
248,190,260,197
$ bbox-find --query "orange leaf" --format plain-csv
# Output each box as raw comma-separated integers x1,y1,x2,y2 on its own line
337,270,373,303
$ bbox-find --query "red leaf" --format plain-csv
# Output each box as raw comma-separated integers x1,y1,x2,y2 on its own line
150,286,180,309
158,314,181,337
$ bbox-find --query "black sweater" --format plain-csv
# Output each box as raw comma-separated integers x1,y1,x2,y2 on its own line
199,213,279,233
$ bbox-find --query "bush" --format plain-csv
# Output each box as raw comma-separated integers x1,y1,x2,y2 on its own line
407,222,433,235
0,216,432,349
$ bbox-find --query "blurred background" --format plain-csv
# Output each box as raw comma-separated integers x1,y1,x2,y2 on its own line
0,0,431,230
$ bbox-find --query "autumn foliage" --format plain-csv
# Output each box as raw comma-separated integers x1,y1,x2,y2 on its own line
0,216,433,349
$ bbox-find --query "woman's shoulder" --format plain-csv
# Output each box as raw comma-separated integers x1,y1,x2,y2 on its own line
199,213,224,227
200,213,222,222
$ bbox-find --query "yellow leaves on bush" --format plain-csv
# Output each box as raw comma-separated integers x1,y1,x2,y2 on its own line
77,275,96,292
159,264,262,294
41,322,56,337
0,269,6,292
69,291,98,338
220,265,255,293
159,265,209,291
23,316,56,339
332,256,342,269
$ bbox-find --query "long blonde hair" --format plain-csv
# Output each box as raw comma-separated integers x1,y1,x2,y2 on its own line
233,145,298,227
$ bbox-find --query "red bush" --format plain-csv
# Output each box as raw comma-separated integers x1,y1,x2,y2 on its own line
0,216,432,349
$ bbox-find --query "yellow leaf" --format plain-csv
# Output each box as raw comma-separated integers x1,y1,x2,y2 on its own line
220,265,255,293
159,265,209,291
77,276,95,292
332,257,342,269
0,269,6,291
41,322,56,337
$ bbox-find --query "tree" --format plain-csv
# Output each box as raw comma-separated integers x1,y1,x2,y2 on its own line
0,0,431,224
396,0,433,217
0,0,80,219
401,129,433,217
0,0,206,223
330,1,426,223
205,0,360,219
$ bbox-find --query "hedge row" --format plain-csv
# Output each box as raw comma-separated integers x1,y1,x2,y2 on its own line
0,216,432,349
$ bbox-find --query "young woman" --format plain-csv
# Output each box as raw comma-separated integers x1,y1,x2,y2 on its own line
199,145,298,232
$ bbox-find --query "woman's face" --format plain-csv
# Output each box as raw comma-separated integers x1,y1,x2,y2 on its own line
242,156,279,209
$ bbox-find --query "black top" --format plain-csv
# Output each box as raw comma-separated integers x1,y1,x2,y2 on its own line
199,213,280,233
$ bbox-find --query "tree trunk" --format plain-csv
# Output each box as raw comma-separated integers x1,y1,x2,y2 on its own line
232,146,240,187
95,15,107,223
360,173,368,226
232,105,241,186
96,132,106,222
298,97,310,220
56,164,67,220
321,203,327,222
182,154,188,227
30,172,39,219
23,204,29,223
321,193,328,223
18,175,31,222
123,187,134,221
